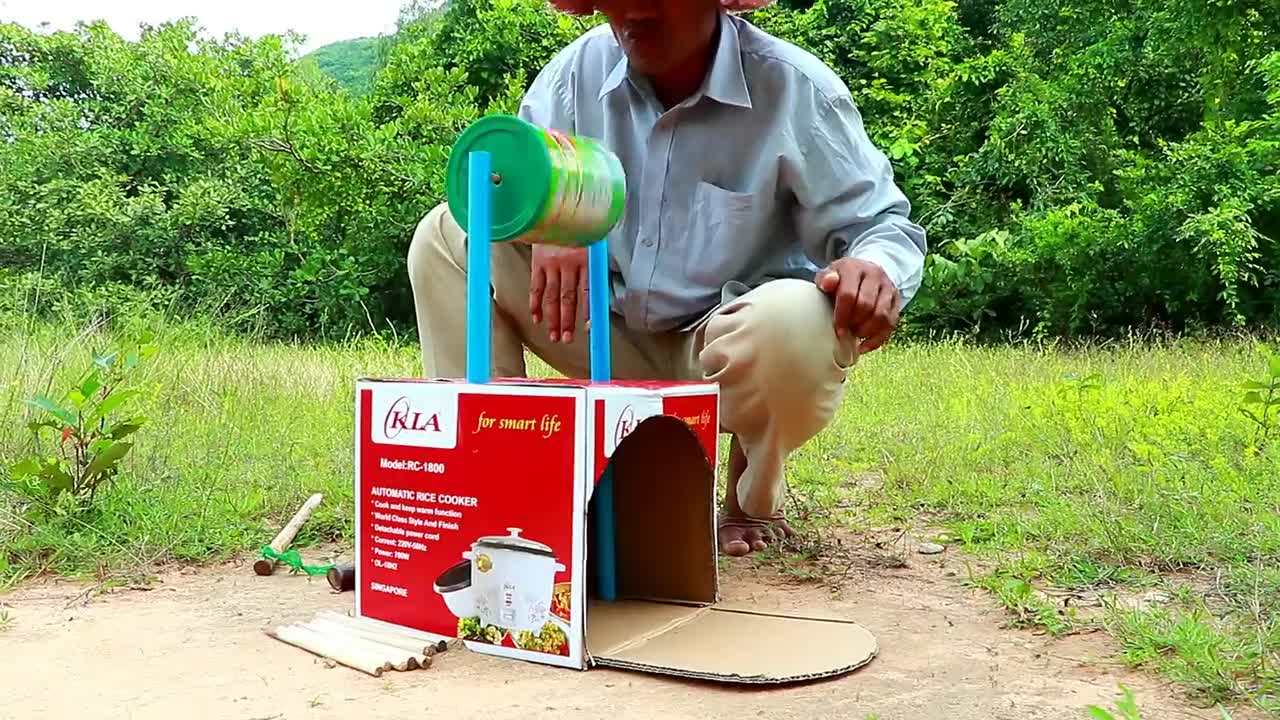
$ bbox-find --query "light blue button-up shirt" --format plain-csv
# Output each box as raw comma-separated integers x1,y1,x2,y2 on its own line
518,11,927,334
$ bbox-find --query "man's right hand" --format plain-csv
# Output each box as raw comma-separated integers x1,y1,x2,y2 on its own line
529,244,589,344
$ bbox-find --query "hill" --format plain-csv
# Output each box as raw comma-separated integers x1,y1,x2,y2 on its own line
305,36,385,94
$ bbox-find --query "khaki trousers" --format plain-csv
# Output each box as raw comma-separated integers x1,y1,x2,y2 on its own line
406,203,858,518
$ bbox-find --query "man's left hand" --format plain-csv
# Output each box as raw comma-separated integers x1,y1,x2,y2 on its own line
815,258,901,353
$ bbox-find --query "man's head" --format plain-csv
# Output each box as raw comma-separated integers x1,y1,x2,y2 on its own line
547,0,775,94
592,0,722,77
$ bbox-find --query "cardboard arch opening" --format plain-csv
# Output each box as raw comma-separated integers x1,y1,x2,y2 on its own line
603,414,718,605
587,412,879,684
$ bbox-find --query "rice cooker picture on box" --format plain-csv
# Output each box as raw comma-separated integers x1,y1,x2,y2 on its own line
435,527,572,656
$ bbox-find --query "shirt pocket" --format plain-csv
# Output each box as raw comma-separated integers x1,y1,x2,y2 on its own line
686,181,754,286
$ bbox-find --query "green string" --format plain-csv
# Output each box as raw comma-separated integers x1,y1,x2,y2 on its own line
261,545,334,576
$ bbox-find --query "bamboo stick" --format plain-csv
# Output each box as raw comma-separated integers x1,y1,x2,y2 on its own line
341,611,455,650
254,493,324,576
307,615,435,657
317,610,453,653
268,623,388,677
302,617,431,669
297,620,420,671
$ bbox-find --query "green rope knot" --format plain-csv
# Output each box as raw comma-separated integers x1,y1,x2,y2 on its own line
261,545,334,576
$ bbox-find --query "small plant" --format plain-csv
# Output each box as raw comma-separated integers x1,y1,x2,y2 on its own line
0,609,11,631
1239,348,1280,449
1087,685,1142,720
8,333,155,514
1060,371,1105,398
975,569,1078,636
1086,685,1235,720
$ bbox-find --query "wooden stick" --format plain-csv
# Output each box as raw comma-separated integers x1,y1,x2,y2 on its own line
254,493,324,576
304,616,434,664
268,623,388,677
317,610,450,650
298,620,425,671
317,610,453,653
308,615,436,657
344,611,456,651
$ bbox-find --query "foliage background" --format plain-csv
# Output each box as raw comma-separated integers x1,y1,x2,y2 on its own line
1,0,1277,341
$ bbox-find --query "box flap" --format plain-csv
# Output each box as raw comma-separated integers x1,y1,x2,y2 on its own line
589,601,876,683
586,600,704,656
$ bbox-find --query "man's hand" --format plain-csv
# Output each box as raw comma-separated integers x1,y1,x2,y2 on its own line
530,244,589,344
815,257,901,353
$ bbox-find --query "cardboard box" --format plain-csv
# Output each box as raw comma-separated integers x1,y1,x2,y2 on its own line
353,377,877,683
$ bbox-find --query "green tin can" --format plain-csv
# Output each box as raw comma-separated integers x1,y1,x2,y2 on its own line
445,114,627,247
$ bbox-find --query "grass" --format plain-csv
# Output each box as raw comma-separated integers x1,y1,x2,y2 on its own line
824,336,1280,714
3,314,1280,714
1,315,419,586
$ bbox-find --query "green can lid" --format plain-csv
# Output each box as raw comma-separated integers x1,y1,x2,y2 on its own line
445,114,553,243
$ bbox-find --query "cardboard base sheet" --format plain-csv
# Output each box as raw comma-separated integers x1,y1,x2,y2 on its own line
587,600,878,684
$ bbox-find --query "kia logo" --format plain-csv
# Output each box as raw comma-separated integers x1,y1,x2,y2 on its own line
384,396,442,439
614,405,637,446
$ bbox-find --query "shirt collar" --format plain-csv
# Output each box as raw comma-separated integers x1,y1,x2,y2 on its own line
598,12,753,109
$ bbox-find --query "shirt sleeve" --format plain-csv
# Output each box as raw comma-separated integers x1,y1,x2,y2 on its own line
517,55,576,135
790,93,928,306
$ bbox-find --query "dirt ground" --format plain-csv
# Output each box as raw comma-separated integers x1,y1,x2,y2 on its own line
0,549,1259,720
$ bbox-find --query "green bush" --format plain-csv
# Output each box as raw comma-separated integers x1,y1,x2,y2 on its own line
750,0,1279,338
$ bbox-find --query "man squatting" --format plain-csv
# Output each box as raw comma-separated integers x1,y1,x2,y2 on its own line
408,0,927,556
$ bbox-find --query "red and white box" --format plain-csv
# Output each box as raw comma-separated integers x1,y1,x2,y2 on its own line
352,377,876,682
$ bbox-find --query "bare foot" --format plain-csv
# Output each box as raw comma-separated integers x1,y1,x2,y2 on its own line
718,435,795,557
718,515,796,557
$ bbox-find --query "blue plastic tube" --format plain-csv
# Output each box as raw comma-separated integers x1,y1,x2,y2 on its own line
588,239,618,602
588,242,611,384
465,151,492,385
